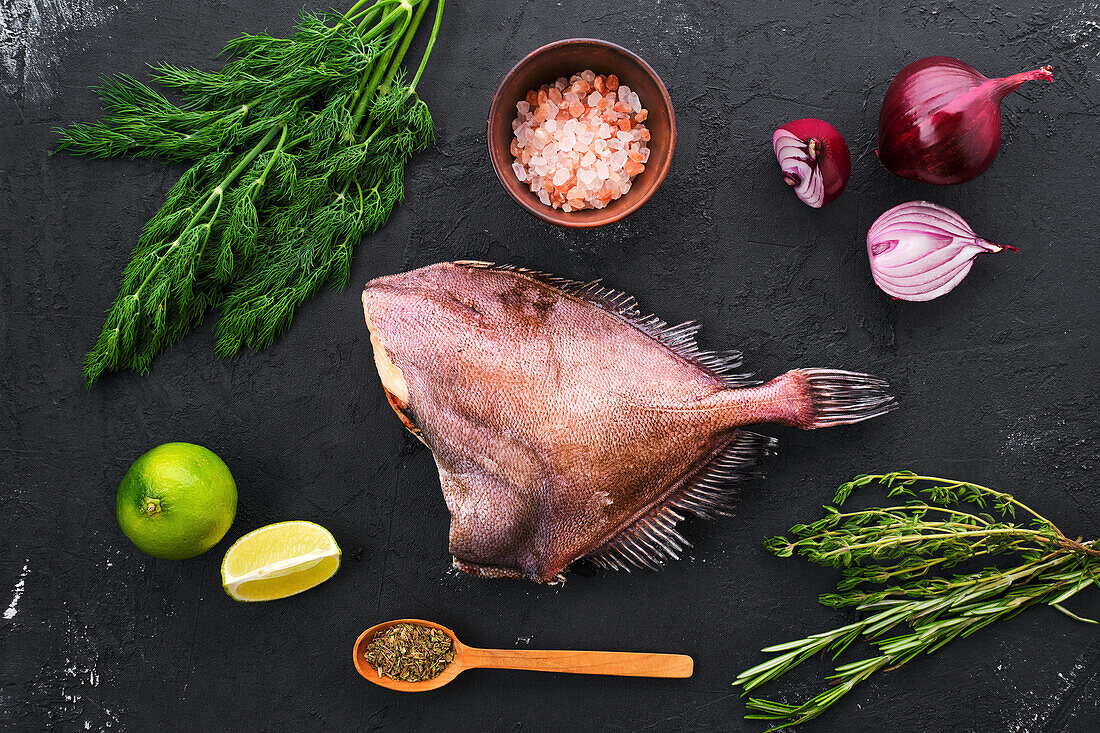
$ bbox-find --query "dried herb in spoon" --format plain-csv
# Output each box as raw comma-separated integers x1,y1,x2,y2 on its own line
365,623,456,682
735,472,1099,731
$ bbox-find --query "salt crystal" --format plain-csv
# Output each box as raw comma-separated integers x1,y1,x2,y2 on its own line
581,69,595,82
538,190,551,206
577,129,594,146
641,147,650,163
611,150,628,167
595,159,609,179
562,203,572,212
587,92,601,107
616,131,632,143
628,91,641,113
553,168,570,186
545,118,557,133
517,100,530,115
581,151,596,167
618,85,630,103
512,161,527,181
578,168,597,187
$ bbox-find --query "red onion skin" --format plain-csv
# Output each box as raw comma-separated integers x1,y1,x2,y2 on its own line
774,118,851,207
877,57,1054,185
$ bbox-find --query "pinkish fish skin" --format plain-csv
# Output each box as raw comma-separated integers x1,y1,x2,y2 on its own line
363,262,895,583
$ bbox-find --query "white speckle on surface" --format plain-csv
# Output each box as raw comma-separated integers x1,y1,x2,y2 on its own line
3,563,28,619
0,0,125,102
1051,3,1100,70
515,636,532,645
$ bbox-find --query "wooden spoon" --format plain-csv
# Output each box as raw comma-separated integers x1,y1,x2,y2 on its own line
353,619,693,691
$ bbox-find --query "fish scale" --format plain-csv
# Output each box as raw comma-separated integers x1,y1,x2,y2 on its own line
362,261,897,584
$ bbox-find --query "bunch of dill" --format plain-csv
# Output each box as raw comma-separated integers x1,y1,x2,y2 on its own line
58,0,445,383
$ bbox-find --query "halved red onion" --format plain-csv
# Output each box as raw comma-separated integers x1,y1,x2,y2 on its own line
867,201,1016,301
772,118,850,208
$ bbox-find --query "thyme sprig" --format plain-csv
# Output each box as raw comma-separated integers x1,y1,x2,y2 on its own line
58,0,445,383
735,472,1099,731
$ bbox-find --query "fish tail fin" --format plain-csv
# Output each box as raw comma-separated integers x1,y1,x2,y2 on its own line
733,368,897,429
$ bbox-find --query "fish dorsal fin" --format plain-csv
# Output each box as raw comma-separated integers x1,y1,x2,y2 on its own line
583,430,778,573
455,261,758,387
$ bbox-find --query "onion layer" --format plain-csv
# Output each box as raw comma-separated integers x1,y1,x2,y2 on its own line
877,57,1054,185
772,118,850,208
867,201,1015,301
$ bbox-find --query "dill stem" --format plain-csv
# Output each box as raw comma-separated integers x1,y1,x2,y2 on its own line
133,123,282,299
256,123,289,186
336,0,376,28
379,0,433,95
352,0,407,30
342,6,409,142
409,0,444,91
349,14,410,134
352,0,437,139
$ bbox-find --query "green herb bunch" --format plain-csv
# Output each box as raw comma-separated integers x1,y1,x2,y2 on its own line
58,0,445,383
735,472,1099,731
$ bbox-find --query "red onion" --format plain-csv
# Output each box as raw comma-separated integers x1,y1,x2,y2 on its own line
877,57,1054,185
772,118,850,208
867,201,1016,301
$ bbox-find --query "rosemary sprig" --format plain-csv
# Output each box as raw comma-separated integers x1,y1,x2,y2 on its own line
734,472,1100,731
58,0,446,383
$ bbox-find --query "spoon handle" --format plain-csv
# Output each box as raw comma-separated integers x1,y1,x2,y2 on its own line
463,648,693,678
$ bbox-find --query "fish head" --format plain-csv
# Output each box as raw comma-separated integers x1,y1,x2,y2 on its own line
362,262,520,433
363,260,555,366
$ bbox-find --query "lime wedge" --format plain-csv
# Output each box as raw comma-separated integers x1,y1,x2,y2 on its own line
221,521,340,602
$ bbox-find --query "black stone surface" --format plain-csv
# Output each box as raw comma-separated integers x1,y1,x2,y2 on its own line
2,1,1099,730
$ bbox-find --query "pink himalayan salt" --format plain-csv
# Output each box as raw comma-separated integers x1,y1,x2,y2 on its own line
510,70,652,211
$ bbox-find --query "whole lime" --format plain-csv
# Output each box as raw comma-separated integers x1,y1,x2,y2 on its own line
116,442,237,559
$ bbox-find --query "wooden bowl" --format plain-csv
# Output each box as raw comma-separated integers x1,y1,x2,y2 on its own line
487,39,677,229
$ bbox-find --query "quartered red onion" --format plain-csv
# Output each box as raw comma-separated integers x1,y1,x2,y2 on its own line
867,201,1016,301
772,118,850,208
878,57,1054,185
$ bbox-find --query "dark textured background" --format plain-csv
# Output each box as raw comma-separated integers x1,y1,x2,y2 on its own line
2,0,1098,730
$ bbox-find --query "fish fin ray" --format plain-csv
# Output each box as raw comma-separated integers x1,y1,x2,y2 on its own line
581,430,777,573
454,261,759,387
796,369,898,428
